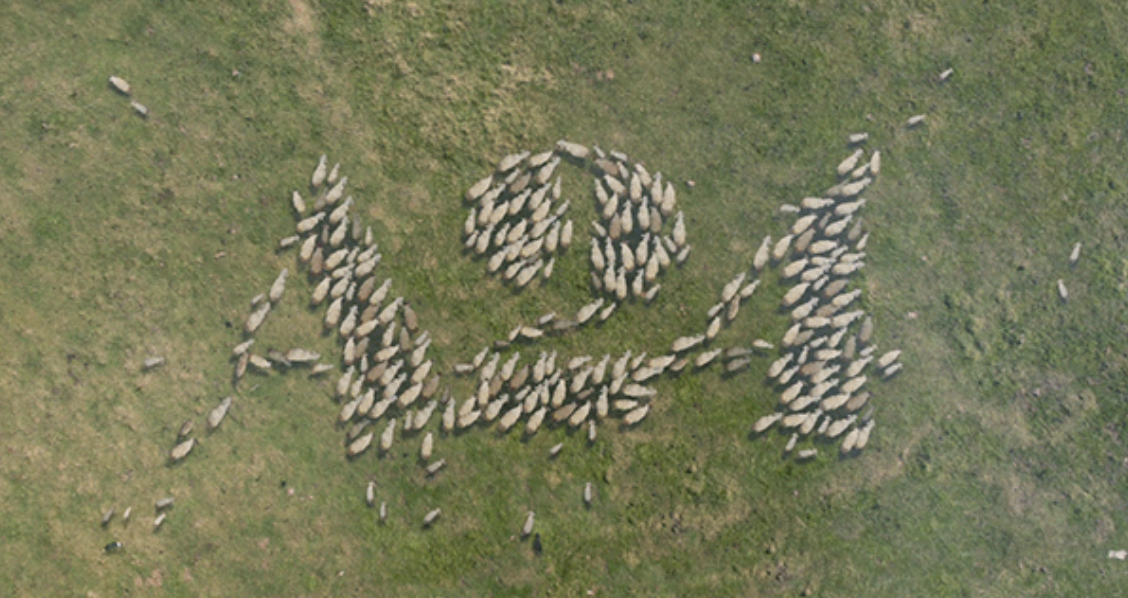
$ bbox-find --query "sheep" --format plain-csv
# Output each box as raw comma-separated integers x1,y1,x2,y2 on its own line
768,354,793,379
672,211,687,247
821,393,852,412
324,177,348,206
824,216,854,238
721,272,746,303
781,381,804,405
442,400,456,431
522,511,536,537
556,139,591,160
877,350,902,369
837,150,865,176
423,508,442,527
660,181,678,215
725,357,752,373
245,302,271,334
466,175,493,204
790,297,819,322
781,282,810,307
1057,279,1068,302
1069,242,1081,266
681,348,719,370
426,458,447,476
842,375,867,394
906,114,926,127
207,397,233,431
799,410,823,436
846,356,873,378
883,363,903,378
109,75,131,95
524,406,547,435
584,482,594,506
859,315,874,344
576,298,604,324
793,229,816,255
801,196,834,211
752,412,782,433
781,258,809,280
590,238,606,272
154,513,167,530
855,419,875,450
377,419,397,451
784,433,799,453
808,239,838,255
169,438,196,462
705,315,722,340
791,214,818,236
348,432,374,457
791,448,817,461
622,404,651,425
832,310,865,329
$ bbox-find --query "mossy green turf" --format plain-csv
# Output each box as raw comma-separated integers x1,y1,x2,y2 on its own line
2,0,1128,595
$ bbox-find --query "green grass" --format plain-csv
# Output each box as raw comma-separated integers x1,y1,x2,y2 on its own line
2,0,1128,595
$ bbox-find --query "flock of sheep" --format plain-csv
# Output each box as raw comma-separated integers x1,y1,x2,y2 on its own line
748,145,899,457
136,133,901,539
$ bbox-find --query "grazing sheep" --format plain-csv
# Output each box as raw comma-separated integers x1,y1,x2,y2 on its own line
207,397,233,430
466,175,493,202
522,511,536,537
855,419,875,450
1057,279,1068,302
705,315,722,340
423,508,442,527
348,432,374,457
1069,242,1081,266
426,458,447,476
752,412,782,433
169,438,196,462
672,335,705,354
877,350,902,369
109,75,131,95
378,419,397,451
623,404,651,426
721,272,746,303
781,282,810,307
672,212,687,247
907,114,926,127
842,375,867,394
837,150,864,176
245,302,271,334
791,214,817,236
858,315,874,344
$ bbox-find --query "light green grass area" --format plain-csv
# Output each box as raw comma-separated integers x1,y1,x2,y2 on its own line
2,0,1128,595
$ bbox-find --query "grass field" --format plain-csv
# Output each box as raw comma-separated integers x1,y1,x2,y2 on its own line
2,0,1128,595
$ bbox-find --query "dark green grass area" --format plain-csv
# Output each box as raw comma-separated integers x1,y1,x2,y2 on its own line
2,0,1128,595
